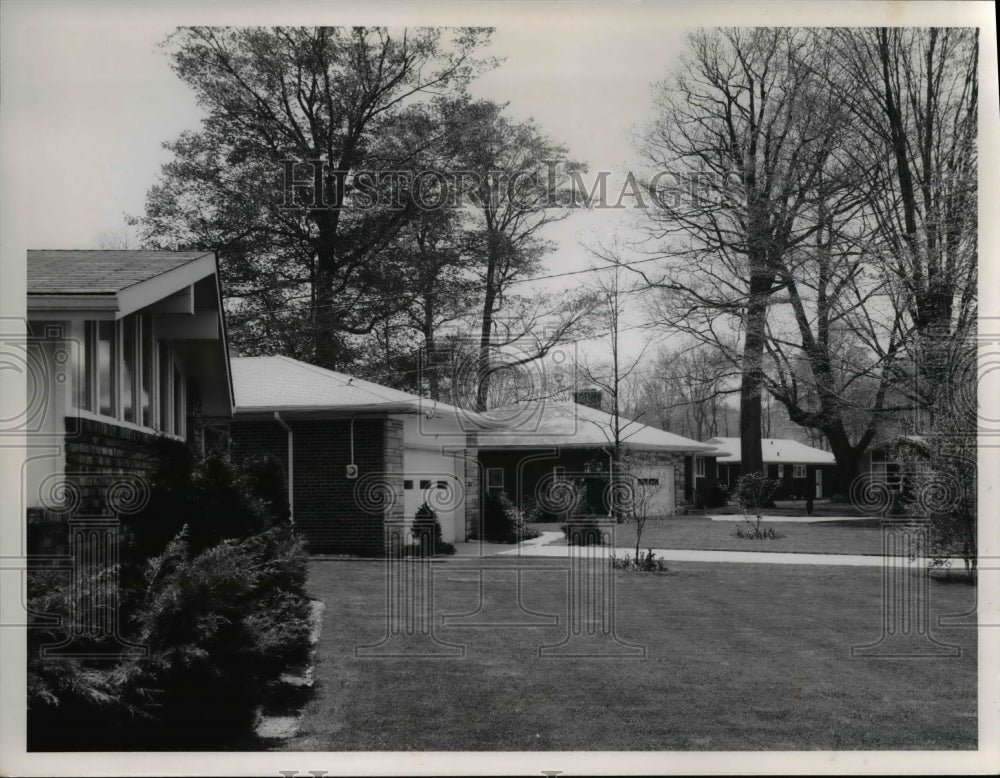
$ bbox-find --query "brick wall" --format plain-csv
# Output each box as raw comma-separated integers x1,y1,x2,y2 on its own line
230,416,392,555
27,417,163,556
64,417,161,514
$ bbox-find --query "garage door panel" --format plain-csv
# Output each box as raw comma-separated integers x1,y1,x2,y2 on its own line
633,465,674,517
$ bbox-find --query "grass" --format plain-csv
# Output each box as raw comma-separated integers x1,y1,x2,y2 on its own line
286,557,976,751
537,515,906,556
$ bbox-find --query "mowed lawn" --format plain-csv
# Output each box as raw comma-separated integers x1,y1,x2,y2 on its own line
286,557,976,751
537,516,903,556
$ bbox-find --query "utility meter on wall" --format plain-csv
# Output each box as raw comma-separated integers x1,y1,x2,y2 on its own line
345,463,358,479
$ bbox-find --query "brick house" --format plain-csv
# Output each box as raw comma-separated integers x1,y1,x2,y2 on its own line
23,250,233,549
707,436,839,499
224,356,483,555
477,391,718,517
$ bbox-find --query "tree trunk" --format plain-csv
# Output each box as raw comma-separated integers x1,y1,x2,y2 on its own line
475,230,500,412
825,426,862,499
739,273,770,475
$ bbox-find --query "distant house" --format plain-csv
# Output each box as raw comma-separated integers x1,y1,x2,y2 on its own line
477,392,717,516
706,436,838,499
24,250,233,544
224,356,483,554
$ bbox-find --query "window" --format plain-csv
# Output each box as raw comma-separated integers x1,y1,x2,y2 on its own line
79,316,185,439
158,341,172,433
486,468,504,490
403,480,414,490
553,466,566,482
776,464,785,479
637,477,659,486
419,479,431,490
82,322,96,412
694,457,705,477
792,464,807,479
437,480,448,490
140,318,153,427
121,316,137,422
97,320,116,416
173,361,185,438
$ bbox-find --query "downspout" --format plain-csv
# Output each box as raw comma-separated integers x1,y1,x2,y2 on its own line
274,411,293,524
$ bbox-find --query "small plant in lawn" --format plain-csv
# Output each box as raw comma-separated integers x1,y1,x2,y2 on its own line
728,471,782,540
610,548,669,572
733,524,783,540
410,502,455,555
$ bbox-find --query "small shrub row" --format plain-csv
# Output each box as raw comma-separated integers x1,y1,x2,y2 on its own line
732,524,783,540
610,549,669,572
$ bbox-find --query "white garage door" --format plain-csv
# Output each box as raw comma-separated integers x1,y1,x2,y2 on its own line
402,449,464,543
632,465,675,517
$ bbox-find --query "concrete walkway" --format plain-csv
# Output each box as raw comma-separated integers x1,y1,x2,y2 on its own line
456,530,951,569
706,514,883,524
451,529,558,558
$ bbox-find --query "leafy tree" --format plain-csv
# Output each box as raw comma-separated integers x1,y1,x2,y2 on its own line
135,26,495,370
439,97,591,410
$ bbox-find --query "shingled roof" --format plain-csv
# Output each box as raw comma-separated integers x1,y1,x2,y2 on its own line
27,250,213,294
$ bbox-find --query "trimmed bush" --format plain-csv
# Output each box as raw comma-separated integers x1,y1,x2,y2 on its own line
482,491,541,543
410,502,456,555
120,437,288,565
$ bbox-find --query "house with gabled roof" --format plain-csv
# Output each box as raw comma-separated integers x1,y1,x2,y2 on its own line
706,436,839,499
476,391,718,517
23,250,233,546
225,356,486,554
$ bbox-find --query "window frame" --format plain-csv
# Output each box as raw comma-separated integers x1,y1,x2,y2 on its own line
694,457,705,478
77,315,185,441
792,464,807,479
486,467,504,490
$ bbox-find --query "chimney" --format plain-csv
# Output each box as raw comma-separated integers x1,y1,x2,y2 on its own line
573,388,603,411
